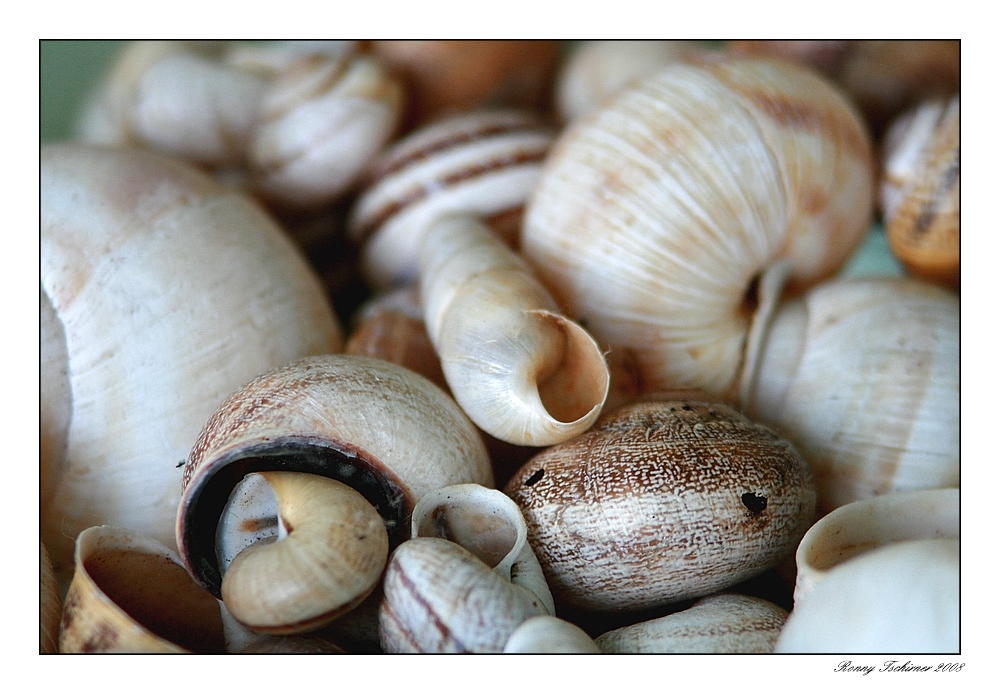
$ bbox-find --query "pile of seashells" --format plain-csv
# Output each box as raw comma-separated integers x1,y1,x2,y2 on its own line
41,39,959,654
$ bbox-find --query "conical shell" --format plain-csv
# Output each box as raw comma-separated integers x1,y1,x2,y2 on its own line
522,57,873,398
743,277,959,513
595,593,788,653
59,526,227,653
176,355,492,600
41,144,341,576
505,398,816,612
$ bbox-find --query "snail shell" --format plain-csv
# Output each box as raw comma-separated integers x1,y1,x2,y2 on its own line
378,484,553,653
347,109,556,289
504,398,816,613
175,355,492,615
503,615,600,653
40,542,61,654
522,57,874,398
595,593,788,653
792,488,958,606
41,144,340,576
775,538,959,653
880,95,960,287
742,277,959,513
370,40,559,128
419,214,609,446
59,525,227,653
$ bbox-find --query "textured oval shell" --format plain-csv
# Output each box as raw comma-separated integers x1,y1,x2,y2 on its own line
775,538,959,653
595,593,788,653
504,398,816,612
881,96,960,287
743,278,959,513
59,526,226,653
522,58,873,397
378,537,549,653
41,144,341,575
793,488,958,605
420,215,609,446
347,109,556,288
176,354,492,598
247,52,404,209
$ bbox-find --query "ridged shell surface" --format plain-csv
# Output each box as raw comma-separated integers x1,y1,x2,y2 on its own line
523,58,873,397
504,399,816,612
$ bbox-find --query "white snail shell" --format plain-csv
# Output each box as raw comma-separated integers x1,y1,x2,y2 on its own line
595,593,788,653
41,144,341,576
522,57,874,398
743,277,959,513
503,615,600,653
419,214,609,446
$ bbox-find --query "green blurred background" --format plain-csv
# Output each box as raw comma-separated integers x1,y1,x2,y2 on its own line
40,40,125,142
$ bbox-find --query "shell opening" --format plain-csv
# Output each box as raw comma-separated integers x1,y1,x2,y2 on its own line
180,438,411,597
415,500,519,569
531,311,609,426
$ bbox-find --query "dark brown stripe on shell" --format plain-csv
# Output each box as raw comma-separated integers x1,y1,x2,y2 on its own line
353,145,550,245
386,551,466,652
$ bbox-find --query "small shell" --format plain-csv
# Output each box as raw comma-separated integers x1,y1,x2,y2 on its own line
420,215,609,446
247,53,404,209
792,488,958,605
503,615,600,653
59,526,227,653
595,593,788,653
347,109,556,288
775,538,959,653
504,398,816,612
40,542,61,654
370,40,559,128
378,483,554,653
743,278,959,513
881,96,960,287
176,355,492,601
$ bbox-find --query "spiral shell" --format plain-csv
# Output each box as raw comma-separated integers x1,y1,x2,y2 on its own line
41,144,340,575
347,109,556,288
505,398,816,612
522,58,874,398
743,277,959,513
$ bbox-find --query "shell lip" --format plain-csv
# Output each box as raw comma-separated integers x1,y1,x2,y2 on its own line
177,434,412,598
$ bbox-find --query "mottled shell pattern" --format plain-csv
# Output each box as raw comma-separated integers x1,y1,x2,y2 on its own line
523,58,874,398
505,397,816,612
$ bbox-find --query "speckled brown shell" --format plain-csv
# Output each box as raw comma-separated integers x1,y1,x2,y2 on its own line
504,399,816,612
175,355,492,598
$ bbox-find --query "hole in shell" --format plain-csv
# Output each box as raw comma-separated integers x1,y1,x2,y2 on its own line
742,492,768,515
524,468,544,487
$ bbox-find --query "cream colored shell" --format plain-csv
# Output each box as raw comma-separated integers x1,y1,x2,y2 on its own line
522,58,873,398
40,144,341,576
743,278,959,513
420,215,610,446
40,542,61,654
503,615,600,653
595,593,788,653
504,398,816,612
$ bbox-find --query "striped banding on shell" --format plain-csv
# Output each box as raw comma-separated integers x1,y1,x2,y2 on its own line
347,110,556,288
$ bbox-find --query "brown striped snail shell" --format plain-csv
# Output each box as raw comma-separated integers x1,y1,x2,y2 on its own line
595,593,788,653
347,109,556,289
378,483,554,653
742,277,959,514
41,144,341,577
504,397,816,613
880,95,959,287
522,57,874,399
175,355,492,634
